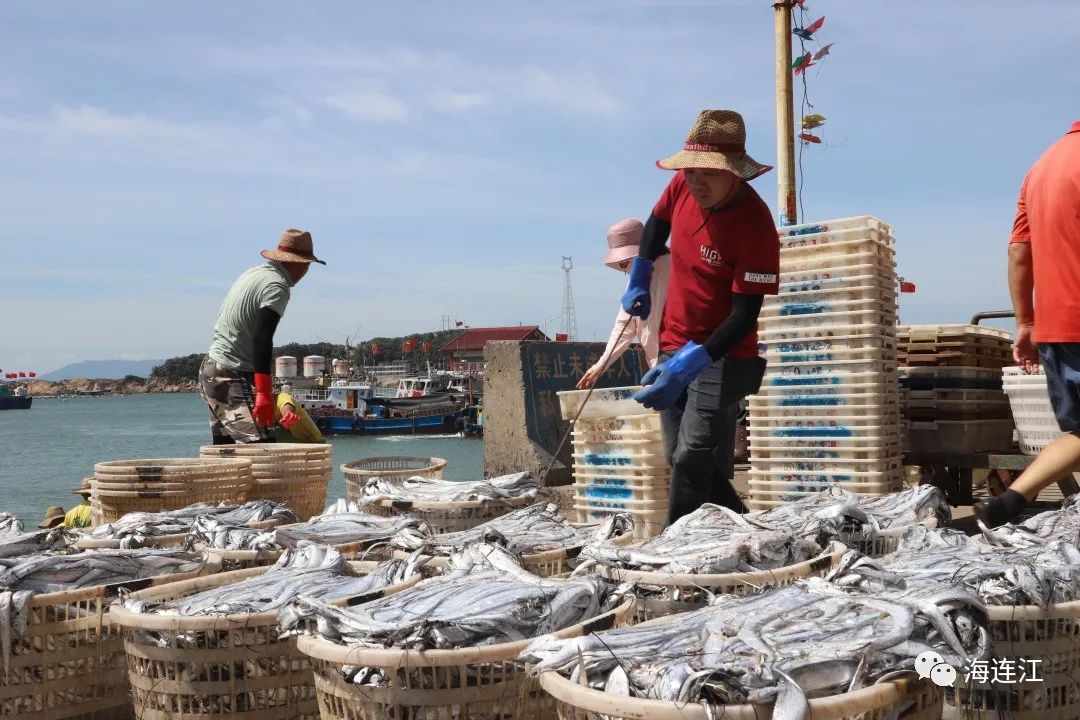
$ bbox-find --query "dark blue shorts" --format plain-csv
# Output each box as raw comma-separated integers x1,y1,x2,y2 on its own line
1040,343,1080,434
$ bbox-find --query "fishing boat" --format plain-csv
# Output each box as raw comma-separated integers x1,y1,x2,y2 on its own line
0,384,31,410
286,380,467,436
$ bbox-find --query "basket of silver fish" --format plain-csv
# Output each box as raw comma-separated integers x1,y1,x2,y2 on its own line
200,443,333,520
292,543,635,720
191,499,430,570
390,503,634,578
524,574,992,720
89,457,255,525
109,546,422,720
583,503,847,621
73,499,298,550
347,470,543,533
0,548,220,718
341,455,447,498
751,485,951,558
829,507,1080,720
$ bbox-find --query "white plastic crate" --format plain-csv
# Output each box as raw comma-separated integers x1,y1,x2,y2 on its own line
756,378,898,394
751,425,902,441
899,324,1012,343
779,266,896,291
761,297,897,320
769,357,898,376
777,215,894,238
750,392,898,409
571,414,663,441
1003,367,1060,454
779,224,894,249
748,469,903,492
758,311,898,339
749,444,899,461
748,404,898,422
763,371,899,391
768,348,896,366
765,285,898,309
904,419,1015,454
781,237,895,263
572,469,670,489
557,387,653,420
900,366,1002,390
750,414,901,431
748,433,901,450
750,455,902,472
571,445,668,468
906,388,1007,403
780,250,897,276
762,334,897,354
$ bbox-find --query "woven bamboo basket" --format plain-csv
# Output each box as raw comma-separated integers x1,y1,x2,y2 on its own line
360,494,538,534
109,560,421,720
90,458,253,525
596,542,848,622
297,596,636,720
943,597,1080,719
340,456,447,501
0,555,221,719
200,444,333,521
540,671,942,720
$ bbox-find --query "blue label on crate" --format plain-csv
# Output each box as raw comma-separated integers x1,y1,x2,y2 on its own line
782,224,827,237
583,454,634,467
771,376,842,386
777,396,845,406
779,302,830,316
773,427,855,437
584,486,634,501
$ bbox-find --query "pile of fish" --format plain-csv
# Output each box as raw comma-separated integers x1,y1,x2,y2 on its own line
392,502,627,557
523,576,989,712
0,527,76,560
187,503,429,553
580,504,823,574
357,471,541,505
123,545,419,620
753,485,951,547
280,543,622,658
0,549,209,676
978,496,1080,549
827,525,1080,607
83,500,298,548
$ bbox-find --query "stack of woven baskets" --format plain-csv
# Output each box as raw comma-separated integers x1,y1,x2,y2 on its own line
200,443,332,520
89,458,253,525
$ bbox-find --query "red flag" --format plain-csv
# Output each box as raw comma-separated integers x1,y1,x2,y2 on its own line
900,281,917,293
17,372,25,378
555,333,569,342
403,339,418,352
794,60,814,76
370,342,381,355
422,341,433,353
799,132,822,144
455,320,464,327
28,372,36,378
805,16,825,34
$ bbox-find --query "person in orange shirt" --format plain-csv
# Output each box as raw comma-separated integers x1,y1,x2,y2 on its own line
975,121,1080,527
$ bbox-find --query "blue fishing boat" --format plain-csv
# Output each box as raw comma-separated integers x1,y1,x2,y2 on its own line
0,384,31,410
287,380,466,436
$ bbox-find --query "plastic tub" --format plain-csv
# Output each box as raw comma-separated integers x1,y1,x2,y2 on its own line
556,387,652,421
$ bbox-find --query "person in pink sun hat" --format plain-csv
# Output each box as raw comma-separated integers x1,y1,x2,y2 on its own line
576,218,671,389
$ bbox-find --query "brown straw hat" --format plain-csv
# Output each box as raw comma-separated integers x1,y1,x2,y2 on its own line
71,478,92,498
39,506,66,529
261,229,326,265
657,109,772,180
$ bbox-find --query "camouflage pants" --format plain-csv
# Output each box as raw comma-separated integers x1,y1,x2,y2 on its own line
198,357,274,444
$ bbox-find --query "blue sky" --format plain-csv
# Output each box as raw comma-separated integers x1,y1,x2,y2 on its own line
1,1,1077,373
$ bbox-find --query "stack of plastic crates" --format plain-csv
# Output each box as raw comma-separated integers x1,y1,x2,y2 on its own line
748,216,902,510
557,387,669,538
898,324,1014,454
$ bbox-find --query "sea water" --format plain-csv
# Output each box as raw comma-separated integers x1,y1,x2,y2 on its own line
0,393,483,527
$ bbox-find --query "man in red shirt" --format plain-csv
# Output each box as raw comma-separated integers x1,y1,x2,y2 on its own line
622,109,780,522
975,121,1080,527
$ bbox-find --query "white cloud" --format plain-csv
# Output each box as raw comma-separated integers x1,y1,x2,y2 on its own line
324,88,411,123
430,90,490,113
513,67,620,118
51,105,200,139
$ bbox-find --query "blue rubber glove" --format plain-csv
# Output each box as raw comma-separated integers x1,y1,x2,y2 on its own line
633,341,713,410
620,257,653,319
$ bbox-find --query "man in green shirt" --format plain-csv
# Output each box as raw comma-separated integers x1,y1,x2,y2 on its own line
199,229,325,444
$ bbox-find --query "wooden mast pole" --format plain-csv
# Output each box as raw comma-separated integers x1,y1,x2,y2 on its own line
774,0,797,226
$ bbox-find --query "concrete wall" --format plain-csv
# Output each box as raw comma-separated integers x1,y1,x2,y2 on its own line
483,340,644,486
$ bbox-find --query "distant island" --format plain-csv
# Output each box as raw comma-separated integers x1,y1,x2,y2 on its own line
23,330,465,397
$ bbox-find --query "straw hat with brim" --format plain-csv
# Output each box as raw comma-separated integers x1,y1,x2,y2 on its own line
657,109,772,180
39,506,65,529
604,218,644,269
71,478,92,497
261,229,326,265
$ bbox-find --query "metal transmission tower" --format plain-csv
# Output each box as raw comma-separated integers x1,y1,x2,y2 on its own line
560,256,578,341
